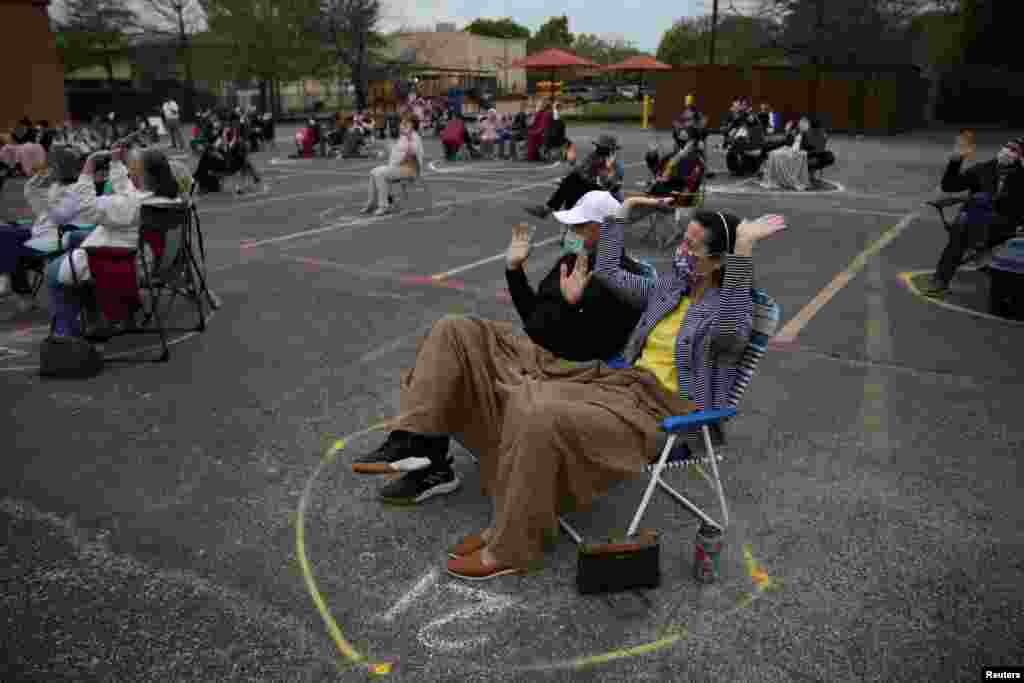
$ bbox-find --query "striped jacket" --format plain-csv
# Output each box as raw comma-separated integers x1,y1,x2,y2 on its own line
594,214,754,446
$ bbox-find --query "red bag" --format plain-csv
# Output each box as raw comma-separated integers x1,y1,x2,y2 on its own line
87,247,141,322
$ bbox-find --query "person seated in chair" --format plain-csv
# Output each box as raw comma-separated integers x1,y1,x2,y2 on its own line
725,110,766,176
542,117,569,160
644,126,705,203
0,146,98,311
478,109,500,159
524,135,621,219
362,115,424,216
761,115,824,191
46,146,182,337
440,115,473,161
527,100,554,162
350,190,786,580
350,192,659,502
921,135,1024,297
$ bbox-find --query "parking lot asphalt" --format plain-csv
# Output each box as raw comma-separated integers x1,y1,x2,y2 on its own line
2,124,1022,682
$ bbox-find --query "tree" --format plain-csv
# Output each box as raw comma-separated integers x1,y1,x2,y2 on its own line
202,0,323,111
657,17,708,66
464,18,530,40
527,15,573,53
656,15,781,66
56,0,141,89
572,33,645,66
310,0,385,110
135,0,206,118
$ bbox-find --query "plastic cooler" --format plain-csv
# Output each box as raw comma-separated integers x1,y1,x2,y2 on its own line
989,237,1024,320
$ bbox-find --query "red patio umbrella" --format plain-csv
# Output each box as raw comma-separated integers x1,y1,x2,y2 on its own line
602,55,671,96
510,48,600,96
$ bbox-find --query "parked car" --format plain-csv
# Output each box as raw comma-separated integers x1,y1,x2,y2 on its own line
566,85,596,103
617,85,639,99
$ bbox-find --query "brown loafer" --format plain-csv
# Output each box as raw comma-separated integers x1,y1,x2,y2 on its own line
446,550,522,581
447,532,487,559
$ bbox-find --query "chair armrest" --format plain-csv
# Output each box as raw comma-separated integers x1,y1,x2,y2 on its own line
926,197,967,210
661,407,737,433
605,355,630,369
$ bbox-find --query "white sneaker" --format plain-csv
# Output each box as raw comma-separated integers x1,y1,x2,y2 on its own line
373,206,391,216
359,205,375,215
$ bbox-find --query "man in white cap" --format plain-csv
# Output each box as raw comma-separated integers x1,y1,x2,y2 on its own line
350,190,671,508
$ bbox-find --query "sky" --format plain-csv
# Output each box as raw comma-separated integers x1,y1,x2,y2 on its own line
381,0,711,52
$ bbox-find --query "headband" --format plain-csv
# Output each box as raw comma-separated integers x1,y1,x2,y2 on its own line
717,211,733,254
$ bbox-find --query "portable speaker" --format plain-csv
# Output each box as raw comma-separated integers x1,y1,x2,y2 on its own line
576,529,660,595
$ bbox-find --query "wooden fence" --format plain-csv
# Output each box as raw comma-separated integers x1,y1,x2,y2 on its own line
652,65,929,134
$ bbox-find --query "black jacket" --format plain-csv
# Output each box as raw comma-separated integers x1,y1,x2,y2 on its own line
942,158,1024,224
506,253,643,362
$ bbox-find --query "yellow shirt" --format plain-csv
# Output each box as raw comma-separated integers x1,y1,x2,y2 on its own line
635,297,691,394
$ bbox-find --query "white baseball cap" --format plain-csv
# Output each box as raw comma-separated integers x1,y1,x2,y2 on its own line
552,190,622,225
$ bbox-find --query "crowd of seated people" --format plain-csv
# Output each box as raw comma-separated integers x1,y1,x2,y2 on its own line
192,109,262,194
921,133,1024,298
349,188,786,579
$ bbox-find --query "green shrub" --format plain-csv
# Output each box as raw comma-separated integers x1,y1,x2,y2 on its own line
562,101,644,122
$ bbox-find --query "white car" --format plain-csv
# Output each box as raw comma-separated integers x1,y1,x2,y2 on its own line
617,85,639,99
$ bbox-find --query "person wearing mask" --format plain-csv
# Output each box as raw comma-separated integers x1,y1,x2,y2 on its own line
350,191,786,579
922,135,1024,297
525,135,621,219
361,114,424,216
349,192,664,505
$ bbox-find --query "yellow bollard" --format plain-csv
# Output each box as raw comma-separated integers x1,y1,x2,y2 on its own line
642,95,654,129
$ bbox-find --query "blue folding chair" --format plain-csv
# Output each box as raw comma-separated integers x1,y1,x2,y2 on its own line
559,287,780,543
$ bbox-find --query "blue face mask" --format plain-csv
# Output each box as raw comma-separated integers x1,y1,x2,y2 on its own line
562,230,587,255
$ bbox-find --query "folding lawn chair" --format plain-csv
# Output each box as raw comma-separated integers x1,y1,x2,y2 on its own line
558,287,781,544
80,197,213,362
388,162,432,211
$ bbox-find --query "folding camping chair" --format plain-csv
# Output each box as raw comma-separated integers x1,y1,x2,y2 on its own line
388,162,432,210
925,196,1023,269
80,191,213,362
558,287,781,544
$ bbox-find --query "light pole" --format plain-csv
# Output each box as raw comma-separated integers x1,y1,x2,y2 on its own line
709,0,719,65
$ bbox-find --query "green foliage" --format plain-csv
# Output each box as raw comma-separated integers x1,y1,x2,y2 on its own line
562,101,644,122
464,18,530,40
656,15,782,66
201,0,324,85
527,15,573,53
573,33,645,66
56,0,141,79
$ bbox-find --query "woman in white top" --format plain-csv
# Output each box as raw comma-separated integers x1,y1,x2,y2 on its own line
0,146,99,312
361,114,424,216
46,146,182,335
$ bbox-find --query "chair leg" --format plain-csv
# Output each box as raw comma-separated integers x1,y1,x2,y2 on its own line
702,425,729,528
558,517,584,545
627,435,677,537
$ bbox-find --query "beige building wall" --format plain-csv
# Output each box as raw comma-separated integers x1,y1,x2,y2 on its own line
2,0,65,130
388,31,527,92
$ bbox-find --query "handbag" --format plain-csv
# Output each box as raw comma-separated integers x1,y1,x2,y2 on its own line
576,529,660,595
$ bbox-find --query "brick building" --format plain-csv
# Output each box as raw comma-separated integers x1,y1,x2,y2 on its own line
1,0,65,131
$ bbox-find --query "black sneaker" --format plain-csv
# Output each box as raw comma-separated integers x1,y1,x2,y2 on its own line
524,205,552,220
351,431,448,475
379,461,461,504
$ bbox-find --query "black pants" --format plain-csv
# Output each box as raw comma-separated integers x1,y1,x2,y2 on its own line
935,213,1016,285
546,173,599,212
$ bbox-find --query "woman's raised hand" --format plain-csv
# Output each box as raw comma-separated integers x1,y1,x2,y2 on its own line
736,214,787,247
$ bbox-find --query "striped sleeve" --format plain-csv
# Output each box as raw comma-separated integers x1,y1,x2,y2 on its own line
593,213,656,309
710,254,754,360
